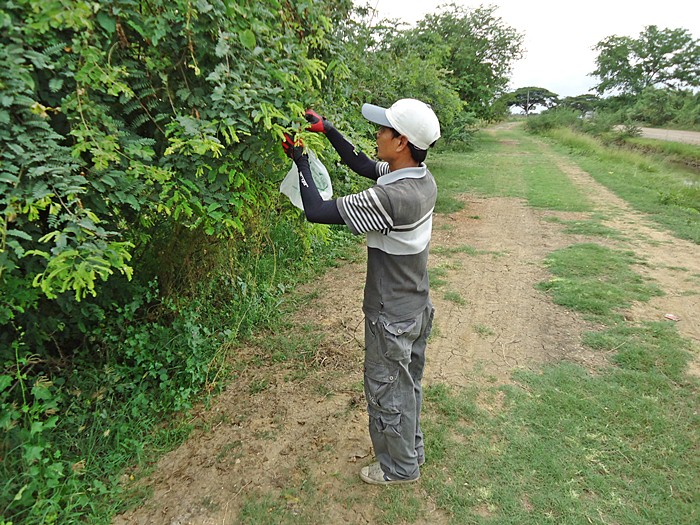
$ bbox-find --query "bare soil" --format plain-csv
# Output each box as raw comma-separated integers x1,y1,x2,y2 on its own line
638,127,700,146
114,127,700,525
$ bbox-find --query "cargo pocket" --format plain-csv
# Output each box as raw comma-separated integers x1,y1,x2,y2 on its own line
364,360,400,413
381,318,418,362
371,410,402,437
365,363,402,438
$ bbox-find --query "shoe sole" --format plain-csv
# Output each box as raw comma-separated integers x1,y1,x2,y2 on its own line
360,472,420,486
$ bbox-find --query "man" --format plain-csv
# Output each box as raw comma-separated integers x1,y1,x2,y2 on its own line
282,99,439,485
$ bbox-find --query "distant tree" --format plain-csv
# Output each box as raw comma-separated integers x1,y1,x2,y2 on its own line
506,87,559,115
559,94,601,114
396,4,525,119
592,25,700,95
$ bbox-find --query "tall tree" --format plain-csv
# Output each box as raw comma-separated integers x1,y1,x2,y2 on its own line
506,87,559,115
592,25,700,95
394,4,524,119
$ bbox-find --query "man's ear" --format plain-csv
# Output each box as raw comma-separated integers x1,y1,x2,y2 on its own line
396,135,409,152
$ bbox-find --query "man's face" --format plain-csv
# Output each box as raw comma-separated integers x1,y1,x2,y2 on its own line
376,126,401,161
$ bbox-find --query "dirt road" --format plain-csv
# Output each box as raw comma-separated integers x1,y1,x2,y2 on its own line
638,127,700,145
114,127,700,525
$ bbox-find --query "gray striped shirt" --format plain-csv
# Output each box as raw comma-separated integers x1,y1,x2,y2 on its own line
337,162,437,321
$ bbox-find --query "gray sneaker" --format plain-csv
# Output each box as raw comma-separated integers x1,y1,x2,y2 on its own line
359,462,420,485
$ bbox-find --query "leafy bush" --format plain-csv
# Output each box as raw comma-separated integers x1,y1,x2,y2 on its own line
1,0,353,521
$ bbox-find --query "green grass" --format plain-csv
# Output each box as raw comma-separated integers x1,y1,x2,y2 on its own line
419,354,699,524
413,134,699,525
474,324,495,338
623,136,700,170
544,127,700,244
431,131,593,214
430,266,450,289
418,236,699,524
544,215,624,240
444,291,467,305
537,243,662,322
432,244,503,257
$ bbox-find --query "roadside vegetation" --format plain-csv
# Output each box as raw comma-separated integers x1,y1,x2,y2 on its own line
525,123,700,244
2,1,521,522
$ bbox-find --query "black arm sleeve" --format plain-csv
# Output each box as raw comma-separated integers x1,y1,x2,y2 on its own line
295,155,344,225
326,127,378,180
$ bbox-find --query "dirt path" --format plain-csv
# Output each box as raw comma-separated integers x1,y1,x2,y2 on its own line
639,127,700,146
114,128,700,525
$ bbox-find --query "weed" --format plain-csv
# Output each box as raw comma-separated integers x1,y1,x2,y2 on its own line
429,266,449,289
444,291,467,305
249,378,271,395
474,324,495,337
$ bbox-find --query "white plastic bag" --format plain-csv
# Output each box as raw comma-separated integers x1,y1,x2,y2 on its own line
280,149,333,210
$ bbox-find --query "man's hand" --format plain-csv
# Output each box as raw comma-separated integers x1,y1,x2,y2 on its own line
282,133,306,162
305,109,332,134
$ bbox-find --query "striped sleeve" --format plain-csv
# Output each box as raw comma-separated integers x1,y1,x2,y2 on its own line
337,187,393,235
375,162,390,178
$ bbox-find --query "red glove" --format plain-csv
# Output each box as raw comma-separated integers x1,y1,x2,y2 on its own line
282,133,305,162
304,109,331,133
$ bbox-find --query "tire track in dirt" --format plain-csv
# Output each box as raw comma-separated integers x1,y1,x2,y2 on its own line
426,195,601,388
113,130,699,524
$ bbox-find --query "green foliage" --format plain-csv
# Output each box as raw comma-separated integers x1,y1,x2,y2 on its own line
592,25,700,95
525,108,582,133
1,0,357,522
558,93,601,115
2,0,347,348
330,3,523,137
323,10,467,147
406,4,525,120
623,87,700,128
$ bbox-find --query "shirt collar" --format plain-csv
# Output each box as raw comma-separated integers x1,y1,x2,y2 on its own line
377,163,427,185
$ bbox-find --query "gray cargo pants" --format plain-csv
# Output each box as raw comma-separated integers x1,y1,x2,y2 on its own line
363,302,435,480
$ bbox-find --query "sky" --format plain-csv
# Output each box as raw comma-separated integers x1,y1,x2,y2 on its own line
363,0,700,98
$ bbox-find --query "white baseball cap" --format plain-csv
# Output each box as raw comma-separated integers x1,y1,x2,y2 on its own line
362,98,441,150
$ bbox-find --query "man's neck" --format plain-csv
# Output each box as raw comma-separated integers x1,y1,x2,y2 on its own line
388,158,420,172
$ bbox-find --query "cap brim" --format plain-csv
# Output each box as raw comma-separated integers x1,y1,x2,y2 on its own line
361,103,392,127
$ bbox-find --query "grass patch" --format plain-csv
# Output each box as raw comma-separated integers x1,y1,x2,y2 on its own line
432,244,503,258
374,490,423,524
544,215,623,240
537,243,662,322
444,290,467,305
544,127,700,244
474,324,495,338
430,266,450,289
584,321,693,382
421,330,699,524
622,136,700,170
431,132,593,214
